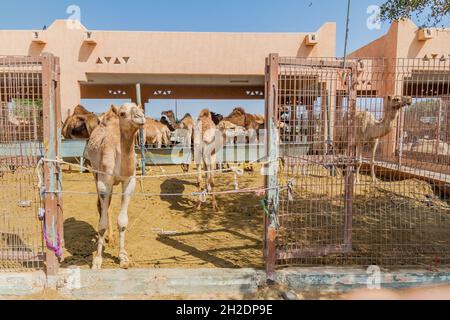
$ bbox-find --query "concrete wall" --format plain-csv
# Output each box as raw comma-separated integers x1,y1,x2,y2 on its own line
348,19,450,156
349,19,450,61
0,20,336,118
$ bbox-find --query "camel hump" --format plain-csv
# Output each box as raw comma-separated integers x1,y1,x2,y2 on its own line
199,109,211,119
254,114,265,124
73,105,91,116
232,107,246,115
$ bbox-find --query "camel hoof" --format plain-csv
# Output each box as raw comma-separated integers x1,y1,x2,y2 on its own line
119,253,131,269
106,234,116,246
92,256,103,270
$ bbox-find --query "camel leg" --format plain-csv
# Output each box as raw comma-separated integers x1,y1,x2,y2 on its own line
107,206,115,245
208,154,218,212
117,177,136,269
92,176,113,270
370,139,379,182
196,162,203,210
97,195,115,245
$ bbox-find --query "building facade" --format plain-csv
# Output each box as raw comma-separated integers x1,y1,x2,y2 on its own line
0,20,336,119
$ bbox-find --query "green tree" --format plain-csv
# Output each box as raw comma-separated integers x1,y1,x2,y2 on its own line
380,0,450,27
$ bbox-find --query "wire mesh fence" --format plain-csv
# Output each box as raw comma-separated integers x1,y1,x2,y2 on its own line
0,56,54,271
271,56,450,268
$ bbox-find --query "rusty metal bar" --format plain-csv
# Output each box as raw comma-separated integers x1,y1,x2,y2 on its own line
264,53,279,282
41,53,60,276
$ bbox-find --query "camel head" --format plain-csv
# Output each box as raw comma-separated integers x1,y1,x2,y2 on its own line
198,109,212,120
161,110,176,125
62,105,100,139
112,103,145,131
387,95,413,111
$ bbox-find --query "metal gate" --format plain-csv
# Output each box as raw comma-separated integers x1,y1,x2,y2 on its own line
265,54,450,275
0,54,62,274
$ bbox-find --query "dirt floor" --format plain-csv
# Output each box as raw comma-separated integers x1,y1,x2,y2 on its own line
61,165,265,269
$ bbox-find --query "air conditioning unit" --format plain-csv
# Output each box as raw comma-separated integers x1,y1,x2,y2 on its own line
31,31,47,44
306,34,319,46
418,28,434,41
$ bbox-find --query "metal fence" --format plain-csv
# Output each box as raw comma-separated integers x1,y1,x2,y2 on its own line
0,54,62,273
265,55,450,271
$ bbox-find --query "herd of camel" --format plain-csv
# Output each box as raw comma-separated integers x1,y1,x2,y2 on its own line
59,95,412,269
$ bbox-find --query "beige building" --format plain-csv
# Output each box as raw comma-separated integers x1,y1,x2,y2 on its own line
349,20,450,155
0,19,336,119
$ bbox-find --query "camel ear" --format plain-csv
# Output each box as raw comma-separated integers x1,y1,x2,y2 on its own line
110,105,119,115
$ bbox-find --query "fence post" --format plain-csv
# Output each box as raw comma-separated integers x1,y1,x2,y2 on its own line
344,66,356,252
264,53,279,282
41,53,61,276
136,83,146,176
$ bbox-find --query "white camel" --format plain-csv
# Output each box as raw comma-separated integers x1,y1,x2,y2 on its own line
85,102,145,269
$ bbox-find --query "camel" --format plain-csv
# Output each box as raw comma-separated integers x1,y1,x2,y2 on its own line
210,112,224,125
62,105,100,139
224,107,265,143
336,95,412,182
142,118,171,148
194,109,222,211
85,102,145,269
161,110,195,147
217,120,247,145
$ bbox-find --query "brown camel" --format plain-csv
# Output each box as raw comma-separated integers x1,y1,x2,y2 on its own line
336,95,412,182
224,107,265,143
162,110,196,172
161,110,195,146
194,109,221,211
85,102,145,269
62,105,100,139
143,118,171,148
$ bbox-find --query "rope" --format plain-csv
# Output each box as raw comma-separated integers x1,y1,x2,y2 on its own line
42,157,276,181
51,185,286,198
43,220,63,258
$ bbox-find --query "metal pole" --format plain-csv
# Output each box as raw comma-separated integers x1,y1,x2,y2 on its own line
343,0,352,63
136,83,146,176
42,53,59,276
265,54,279,283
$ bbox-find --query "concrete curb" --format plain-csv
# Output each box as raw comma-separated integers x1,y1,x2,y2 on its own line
0,271,47,296
275,267,450,292
1,268,450,298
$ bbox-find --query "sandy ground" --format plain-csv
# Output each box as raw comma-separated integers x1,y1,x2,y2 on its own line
2,163,449,271
61,165,265,269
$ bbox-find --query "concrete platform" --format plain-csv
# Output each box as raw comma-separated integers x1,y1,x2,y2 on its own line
1,268,450,299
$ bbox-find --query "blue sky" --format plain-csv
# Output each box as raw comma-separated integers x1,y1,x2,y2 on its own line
0,0,444,118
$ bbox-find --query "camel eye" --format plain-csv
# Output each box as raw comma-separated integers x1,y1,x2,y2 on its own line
120,112,126,117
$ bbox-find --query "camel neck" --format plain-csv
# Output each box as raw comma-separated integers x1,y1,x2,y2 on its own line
374,104,400,138
119,128,138,176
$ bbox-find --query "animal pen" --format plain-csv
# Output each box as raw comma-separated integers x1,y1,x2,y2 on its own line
0,52,449,281
0,54,62,274
265,54,450,276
